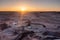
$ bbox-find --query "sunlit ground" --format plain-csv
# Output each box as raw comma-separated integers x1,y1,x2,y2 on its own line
17,7,28,25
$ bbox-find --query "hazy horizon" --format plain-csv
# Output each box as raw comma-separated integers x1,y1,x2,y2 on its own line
0,0,60,11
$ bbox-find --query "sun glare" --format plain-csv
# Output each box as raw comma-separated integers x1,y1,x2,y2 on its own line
19,6,28,15
21,7,27,11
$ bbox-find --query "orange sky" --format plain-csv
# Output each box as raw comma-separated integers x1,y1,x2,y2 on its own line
0,6,60,11
0,0,60,11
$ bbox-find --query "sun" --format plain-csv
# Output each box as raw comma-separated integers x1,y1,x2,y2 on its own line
21,7,27,11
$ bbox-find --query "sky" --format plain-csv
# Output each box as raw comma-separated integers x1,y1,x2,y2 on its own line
0,0,60,11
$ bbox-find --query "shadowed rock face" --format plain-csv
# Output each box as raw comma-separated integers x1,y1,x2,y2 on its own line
0,12,20,21
0,11,60,40
32,12,60,24
0,12,60,24
0,12,60,30
20,12,60,29
0,23,10,30
33,13,60,24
